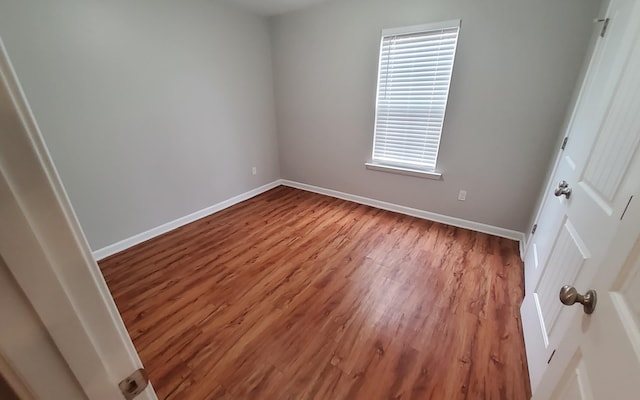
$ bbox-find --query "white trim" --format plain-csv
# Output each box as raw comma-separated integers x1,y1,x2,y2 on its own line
93,180,283,261
95,178,526,262
281,180,526,244
382,19,461,36
365,162,443,180
0,353,35,400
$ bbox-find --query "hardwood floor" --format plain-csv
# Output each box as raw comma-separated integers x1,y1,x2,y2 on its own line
100,186,531,399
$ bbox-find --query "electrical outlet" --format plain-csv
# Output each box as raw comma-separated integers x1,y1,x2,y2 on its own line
252,167,257,175
458,190,467,201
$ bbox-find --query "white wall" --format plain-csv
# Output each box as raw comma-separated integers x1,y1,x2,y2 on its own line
0,0,280,250
271,0,602,232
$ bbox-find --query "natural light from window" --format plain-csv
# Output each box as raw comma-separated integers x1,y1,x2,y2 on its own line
368,20,460,178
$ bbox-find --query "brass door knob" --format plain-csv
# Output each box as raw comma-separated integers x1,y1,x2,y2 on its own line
554,180,572,199
559,285,597,314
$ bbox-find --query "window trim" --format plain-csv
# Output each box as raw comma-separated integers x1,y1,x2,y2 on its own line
367,19,461,178
365,162,443,180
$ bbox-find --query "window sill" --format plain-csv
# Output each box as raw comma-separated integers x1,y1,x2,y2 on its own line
365,162,443,180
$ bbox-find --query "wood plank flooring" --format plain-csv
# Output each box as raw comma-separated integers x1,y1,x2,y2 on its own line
100,186,531,399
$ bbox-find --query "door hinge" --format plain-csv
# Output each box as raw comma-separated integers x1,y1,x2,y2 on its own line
595,17,610,38
119,369,149,400
531,224,538,235
561,137,568,150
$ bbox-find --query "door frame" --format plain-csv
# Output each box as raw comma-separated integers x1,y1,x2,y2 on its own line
0,37,156,399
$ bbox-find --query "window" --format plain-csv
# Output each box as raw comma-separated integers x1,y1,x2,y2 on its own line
367,20,460,178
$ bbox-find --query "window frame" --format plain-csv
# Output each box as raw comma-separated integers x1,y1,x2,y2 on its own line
366,19,461,180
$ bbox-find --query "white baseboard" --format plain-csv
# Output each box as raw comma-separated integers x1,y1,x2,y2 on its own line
94,178,526,262
281,180,526,248
92,180,283,261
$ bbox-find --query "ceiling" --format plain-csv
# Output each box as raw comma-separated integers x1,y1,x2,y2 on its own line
221,0,334,16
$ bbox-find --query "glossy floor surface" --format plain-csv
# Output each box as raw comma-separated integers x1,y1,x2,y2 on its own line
100,186,531,399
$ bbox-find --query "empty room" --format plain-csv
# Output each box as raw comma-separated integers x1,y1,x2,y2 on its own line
2,0,640,399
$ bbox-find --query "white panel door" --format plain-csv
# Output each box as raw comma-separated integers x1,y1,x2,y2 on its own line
535,168,640,400
521,0,640,394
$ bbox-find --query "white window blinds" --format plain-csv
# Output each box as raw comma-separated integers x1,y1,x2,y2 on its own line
371,20,460,172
